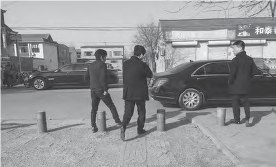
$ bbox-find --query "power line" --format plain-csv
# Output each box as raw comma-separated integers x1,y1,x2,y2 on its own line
2,2,19,7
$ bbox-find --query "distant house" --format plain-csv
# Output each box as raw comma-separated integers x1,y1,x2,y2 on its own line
57,44,70,67
1,9,17,58
9,34,59,71
76,49,81,58
79,45,125,70
69,47,78,64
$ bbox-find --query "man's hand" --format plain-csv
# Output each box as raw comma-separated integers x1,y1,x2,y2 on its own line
103,91,108,95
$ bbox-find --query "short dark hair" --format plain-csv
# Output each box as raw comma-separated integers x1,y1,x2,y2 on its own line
94,49,107,60
134,45,146,56
232,40,245,51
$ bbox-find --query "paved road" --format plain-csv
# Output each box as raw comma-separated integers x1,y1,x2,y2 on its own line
1,85,182,121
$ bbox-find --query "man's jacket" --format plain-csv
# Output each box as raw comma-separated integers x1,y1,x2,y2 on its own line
84,60,108,91
123,56,153,101
229,51,258,94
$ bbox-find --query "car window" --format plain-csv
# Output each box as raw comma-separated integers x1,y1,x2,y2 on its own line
60,65,73,72
193,66,205,75
205,63,230,75
74,64,88,71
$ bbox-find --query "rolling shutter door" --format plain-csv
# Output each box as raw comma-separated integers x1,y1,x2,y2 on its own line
208,46,228,60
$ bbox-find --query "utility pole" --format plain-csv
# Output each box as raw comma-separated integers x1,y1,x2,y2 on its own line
15,32,21,73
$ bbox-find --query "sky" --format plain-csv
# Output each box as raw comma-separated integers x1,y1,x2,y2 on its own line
1,0,270,53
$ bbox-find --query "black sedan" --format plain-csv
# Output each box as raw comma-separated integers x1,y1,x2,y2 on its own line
149,60,276,111
28,63,119,90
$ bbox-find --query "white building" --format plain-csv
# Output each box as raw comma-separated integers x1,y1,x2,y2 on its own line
78,45,125,70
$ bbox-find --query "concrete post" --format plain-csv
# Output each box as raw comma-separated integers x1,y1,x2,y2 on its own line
98,111,106,132
37,111,47,133
157,109,165,131
217,107,226,126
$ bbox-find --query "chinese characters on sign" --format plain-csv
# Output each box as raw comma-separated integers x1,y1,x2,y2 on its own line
236,24,276,38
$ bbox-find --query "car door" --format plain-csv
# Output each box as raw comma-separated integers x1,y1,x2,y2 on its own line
70,64,89,85
53,64,74,85
192,62,230,100
249,69,276,99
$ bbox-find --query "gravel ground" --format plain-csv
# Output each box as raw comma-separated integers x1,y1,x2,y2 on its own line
1,119,235,167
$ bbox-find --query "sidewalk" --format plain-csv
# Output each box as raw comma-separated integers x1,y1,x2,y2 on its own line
1,107,275,167
188,106,276,167
1,115,234,167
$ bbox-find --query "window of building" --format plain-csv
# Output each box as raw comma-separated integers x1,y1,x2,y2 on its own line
31,44,40,53
19,43,28,53
113,51,122,56
84,51,93,56
108,51,112,58
204,62,230,75
111,60,118,63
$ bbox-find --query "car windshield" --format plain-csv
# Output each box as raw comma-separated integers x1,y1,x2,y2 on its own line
166,62,192,73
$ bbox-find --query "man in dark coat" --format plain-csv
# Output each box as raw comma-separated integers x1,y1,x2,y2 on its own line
85,49,121,133
120,45,153,141
229,40,258,127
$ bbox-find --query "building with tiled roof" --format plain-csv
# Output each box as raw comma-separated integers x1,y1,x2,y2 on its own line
8,33,61,71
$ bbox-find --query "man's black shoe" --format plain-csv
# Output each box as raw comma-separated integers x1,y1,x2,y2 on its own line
137,129,146,135
120,127,125,141
92,127,98,133
229,119,241,124
116,122,122,127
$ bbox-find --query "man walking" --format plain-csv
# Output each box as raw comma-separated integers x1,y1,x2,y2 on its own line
85,49,122,133
120,45,153,141
229,40,258,127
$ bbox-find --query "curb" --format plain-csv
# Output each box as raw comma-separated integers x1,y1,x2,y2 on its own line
190,118,245,167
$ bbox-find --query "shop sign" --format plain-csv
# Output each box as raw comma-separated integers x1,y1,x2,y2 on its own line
236,24,276,39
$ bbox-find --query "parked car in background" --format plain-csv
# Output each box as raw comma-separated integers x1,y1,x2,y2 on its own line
28,63,119,90
149,60,276,110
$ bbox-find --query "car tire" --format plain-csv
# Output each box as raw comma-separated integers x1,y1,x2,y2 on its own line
33,77,47,90
179,88,203,111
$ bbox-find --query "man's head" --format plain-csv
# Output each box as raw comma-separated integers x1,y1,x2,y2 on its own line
231,40,245,55
134,45,146,57
95,49,107,62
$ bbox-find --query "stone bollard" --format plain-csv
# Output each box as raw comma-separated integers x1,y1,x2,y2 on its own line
98,111,106,132
37,111,47,133
217,107,226,126
157,109,166,131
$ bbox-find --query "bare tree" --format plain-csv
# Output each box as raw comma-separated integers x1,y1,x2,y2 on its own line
165,45,186,70
167,1,276,18
133,22,162,73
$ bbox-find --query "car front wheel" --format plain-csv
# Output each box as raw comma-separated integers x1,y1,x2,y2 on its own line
33,77,46,90
179,88,203,111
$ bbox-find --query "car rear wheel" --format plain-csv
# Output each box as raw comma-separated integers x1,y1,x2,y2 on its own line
33,77,46,90
179,88,203,111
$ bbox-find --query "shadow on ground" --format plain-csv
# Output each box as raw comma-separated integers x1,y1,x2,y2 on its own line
1,123,36,130
47,123,85,132
1,86,36,94
250,110,274,126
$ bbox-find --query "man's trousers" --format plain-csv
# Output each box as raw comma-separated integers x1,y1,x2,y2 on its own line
122,100,146,131
90,90,121,128
232,94,250,122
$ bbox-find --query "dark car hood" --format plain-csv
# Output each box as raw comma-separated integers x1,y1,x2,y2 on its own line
31,70,56,75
